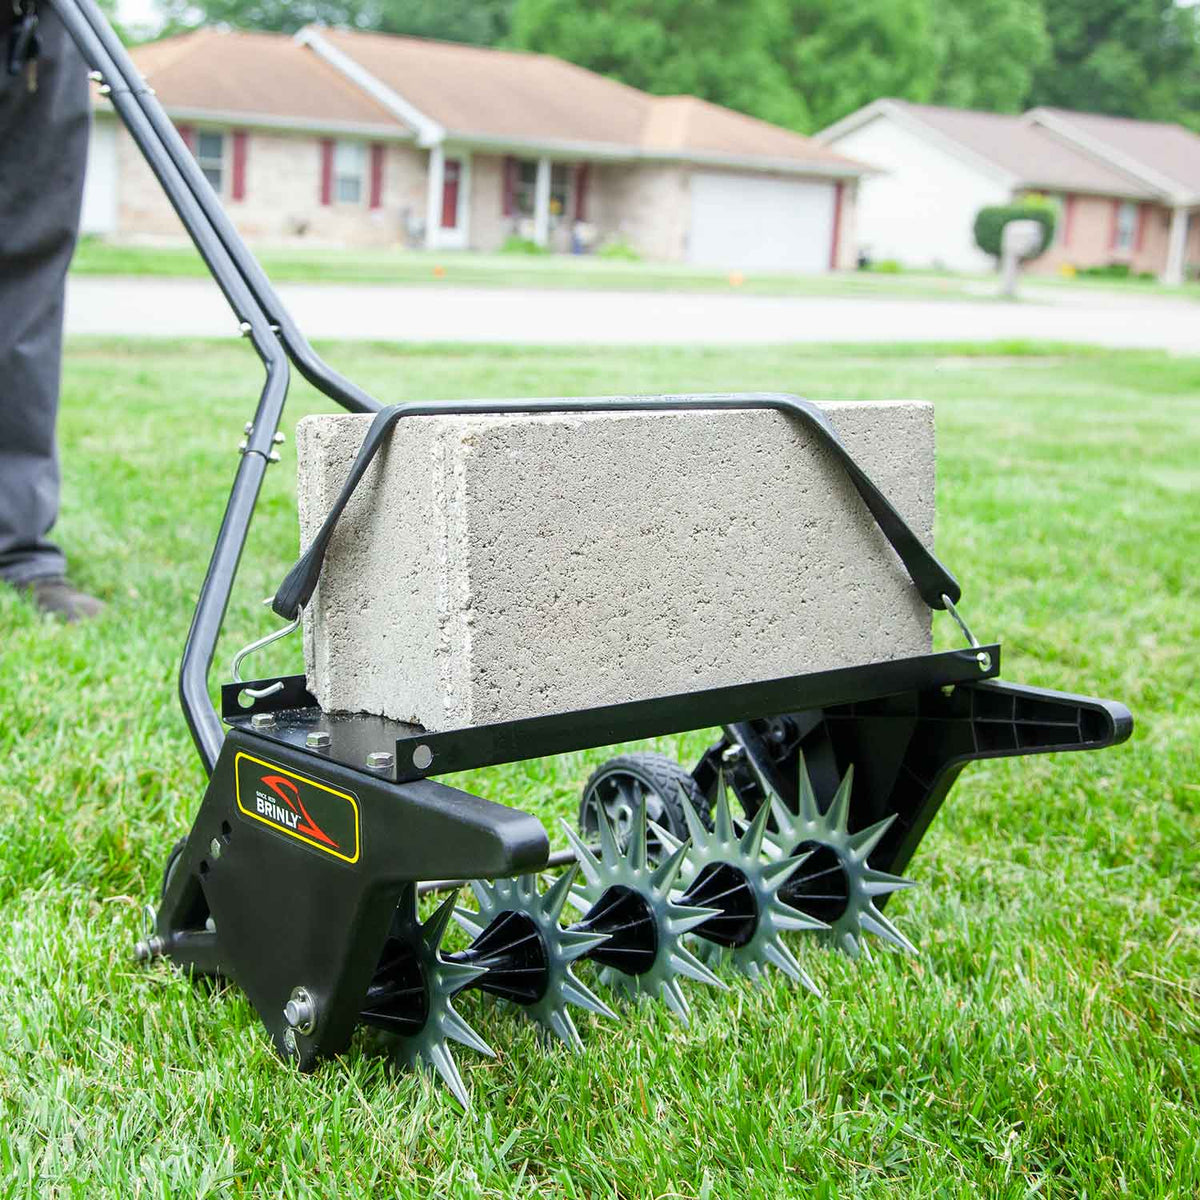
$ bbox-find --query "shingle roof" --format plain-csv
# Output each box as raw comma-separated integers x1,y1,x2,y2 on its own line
312,28,865,171
114,27,867,174
889,101,1157,199
124,28,410,133
1028,108,1200,199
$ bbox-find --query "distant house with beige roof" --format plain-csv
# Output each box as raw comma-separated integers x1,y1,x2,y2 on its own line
82,26,870,271
817,99,1200,282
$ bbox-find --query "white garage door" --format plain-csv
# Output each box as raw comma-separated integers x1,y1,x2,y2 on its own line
688,171,835,272
81,121,118,235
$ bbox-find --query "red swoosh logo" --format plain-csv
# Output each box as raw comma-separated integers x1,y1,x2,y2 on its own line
261,774,338,848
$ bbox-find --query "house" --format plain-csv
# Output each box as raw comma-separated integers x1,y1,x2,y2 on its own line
82,27,871,271
816,99,1200,283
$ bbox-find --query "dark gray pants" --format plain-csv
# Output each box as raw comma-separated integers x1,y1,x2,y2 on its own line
0,5,89,584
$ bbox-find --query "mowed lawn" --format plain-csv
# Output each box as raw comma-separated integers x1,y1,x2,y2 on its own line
0,339,1196,1198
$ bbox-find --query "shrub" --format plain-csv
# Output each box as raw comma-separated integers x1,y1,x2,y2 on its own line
868,258,902,274
973,203,1056,261
597,237,640,261
500,235,547,255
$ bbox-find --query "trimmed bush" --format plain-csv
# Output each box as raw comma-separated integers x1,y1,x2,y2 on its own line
500,235,547,255
973,203,1056,261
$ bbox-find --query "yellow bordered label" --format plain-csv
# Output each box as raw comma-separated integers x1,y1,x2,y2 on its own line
234,751,360,865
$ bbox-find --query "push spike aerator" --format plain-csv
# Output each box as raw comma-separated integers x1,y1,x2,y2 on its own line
55,0,1133,1109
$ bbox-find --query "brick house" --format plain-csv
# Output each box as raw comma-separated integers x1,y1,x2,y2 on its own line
817,99,1200,283
82,26,870,271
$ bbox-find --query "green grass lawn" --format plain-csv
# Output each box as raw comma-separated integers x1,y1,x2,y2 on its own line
1,339,1196,1197
70,238,1200,304
67,238,998,301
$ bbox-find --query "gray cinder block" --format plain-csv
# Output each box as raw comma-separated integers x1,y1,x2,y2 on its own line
297,403,936,730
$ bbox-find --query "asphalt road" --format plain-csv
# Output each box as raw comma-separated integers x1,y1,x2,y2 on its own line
66,275,1199,352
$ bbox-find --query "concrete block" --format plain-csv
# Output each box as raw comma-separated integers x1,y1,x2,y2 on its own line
297,403,936,730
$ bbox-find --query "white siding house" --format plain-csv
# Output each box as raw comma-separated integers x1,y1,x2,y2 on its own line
820,113,1008,271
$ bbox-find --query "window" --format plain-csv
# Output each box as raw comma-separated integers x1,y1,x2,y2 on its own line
1114,200,1138,253
195,131,225,193
334,141,366,205
511,159,572,220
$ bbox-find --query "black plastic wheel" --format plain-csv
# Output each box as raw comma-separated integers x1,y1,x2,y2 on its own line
579,752,711,856
160,836,187,901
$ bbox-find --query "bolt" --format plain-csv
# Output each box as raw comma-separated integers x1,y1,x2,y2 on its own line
133,934,165,962
237,439,248,454
283,1027,298,1055
250,712,276,730
284,987,316,1035
412,744,433,771
88,70,103,83
273,432,286,445
209,837,222,860
244,421,254,435
239,321,252,336
268,451,281,464
366,750,394,771
722,743,746,765
205,916,216,933
306,730,331,749
976,650,993,673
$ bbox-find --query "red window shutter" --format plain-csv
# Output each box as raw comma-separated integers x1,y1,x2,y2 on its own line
231,130,248,202
1134,203,1148,252
178,123,196,153
320,139,335,206
1109,198,1120,249
502,155,516,216
1063,194,1075,247
369,144,385,209
573,163,589,222
828,180,844,270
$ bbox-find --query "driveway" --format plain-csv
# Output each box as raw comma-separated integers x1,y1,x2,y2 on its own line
66,275,1199,353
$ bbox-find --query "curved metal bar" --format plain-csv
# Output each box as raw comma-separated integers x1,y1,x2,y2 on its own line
52,0,293,773
273,392,963,623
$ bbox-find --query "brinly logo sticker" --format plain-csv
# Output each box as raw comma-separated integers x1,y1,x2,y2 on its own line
234,752,360,864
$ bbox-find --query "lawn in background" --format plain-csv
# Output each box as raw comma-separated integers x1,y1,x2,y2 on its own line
0,339,1196,1197
71,237,1200,303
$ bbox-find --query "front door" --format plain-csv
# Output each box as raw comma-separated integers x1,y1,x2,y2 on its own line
441,159,461,229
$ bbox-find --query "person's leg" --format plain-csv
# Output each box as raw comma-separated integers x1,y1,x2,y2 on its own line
0,4,92,596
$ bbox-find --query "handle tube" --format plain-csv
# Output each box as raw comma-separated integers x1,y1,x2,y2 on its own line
53,0,292,773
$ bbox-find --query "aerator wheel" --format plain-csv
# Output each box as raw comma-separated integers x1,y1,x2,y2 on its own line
579,752,710,854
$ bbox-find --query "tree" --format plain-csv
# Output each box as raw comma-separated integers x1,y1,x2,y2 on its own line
1030,0,1200,126
509,0,939,133
509,0,805,127
155,0,514,43
771,0,939,130
930,0,1050,112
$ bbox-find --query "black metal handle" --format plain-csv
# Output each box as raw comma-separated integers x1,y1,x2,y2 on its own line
274,393,961,622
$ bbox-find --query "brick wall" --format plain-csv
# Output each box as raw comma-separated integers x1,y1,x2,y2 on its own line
109,117,424,247
591,162,689,259
1029,192,1173,278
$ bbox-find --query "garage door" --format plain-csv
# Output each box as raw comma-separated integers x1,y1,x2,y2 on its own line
81,121,118,235
688,171,835,272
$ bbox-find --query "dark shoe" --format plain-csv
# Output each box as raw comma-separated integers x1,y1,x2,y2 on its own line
17,576,106,623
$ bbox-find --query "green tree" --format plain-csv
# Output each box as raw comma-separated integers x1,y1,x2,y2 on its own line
509,0,940,133
155,0,513,43
1030,0,1200,125
771,0,939,129
509,0,805,127
930,0,1050,112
